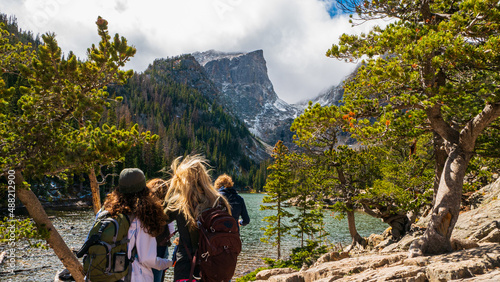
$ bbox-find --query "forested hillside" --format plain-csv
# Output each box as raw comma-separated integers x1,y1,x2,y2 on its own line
105,56,269,190
0,14,41,47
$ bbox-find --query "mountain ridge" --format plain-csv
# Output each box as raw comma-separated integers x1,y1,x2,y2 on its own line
143,49,347,149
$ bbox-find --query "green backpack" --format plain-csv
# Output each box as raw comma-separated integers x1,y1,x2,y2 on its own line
77,210,132,282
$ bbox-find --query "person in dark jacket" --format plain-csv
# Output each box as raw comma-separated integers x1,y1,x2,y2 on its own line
215,174,250,230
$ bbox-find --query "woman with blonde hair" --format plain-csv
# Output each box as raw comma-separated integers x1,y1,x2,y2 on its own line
163,155,231,282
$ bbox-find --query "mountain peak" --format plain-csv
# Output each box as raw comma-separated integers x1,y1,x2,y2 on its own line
191,49,297,145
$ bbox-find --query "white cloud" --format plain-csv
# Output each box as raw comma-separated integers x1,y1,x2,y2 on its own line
1,0,380,104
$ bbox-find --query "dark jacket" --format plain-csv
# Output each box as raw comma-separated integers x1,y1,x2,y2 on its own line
163,205,200,281
218,187,250,227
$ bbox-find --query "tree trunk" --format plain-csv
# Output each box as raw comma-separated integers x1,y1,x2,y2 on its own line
382,214,409,240
301,208,305,248
336,167,366,248
277,199,281,260
409,145,472,256
89,169,101,215
110,167,116,193
433,132,447,207
14,171,85,282
346,202,367,248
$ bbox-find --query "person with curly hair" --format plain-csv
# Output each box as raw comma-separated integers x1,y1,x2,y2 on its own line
163,155,231,282
103,168,173,281
147,178,175,282
214,174,250,232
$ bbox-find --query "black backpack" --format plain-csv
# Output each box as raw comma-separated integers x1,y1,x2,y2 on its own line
188,198,242,282
76,210,132,282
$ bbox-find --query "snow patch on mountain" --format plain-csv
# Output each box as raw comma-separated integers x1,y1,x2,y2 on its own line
192,50,246,67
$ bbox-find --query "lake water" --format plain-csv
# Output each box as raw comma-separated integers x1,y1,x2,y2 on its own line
236,194,388,275
0,193,388,281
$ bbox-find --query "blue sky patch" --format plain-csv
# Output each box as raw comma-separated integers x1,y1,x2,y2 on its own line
322,0,343,18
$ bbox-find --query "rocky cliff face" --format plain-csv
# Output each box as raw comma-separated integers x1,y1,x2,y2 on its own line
193,50,300,146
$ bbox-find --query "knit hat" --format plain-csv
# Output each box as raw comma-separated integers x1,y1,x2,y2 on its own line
118,168,146,194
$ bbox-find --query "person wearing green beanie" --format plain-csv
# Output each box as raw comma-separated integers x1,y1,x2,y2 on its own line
102,168,173,281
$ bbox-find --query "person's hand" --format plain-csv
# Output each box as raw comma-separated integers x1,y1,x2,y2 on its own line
164,259,173,269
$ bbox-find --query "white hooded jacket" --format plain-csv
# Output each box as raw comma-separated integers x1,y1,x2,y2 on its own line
128,218,173,281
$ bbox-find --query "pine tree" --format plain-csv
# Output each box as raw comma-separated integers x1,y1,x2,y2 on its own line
357,136,434,239
0,17,139,280
260,141,295,259
288,153,327,248
291,103,378,248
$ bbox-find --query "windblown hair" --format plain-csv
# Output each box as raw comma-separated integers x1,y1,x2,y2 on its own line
214,173,234,189
165,155,231,230
147,178,169,201
103,187,167,237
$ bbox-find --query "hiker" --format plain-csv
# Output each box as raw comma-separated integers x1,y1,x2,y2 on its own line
147,178,176,282
163,155,232,282
215,174,250,231
102,168,173,281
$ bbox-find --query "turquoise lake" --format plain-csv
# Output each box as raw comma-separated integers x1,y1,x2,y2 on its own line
235,193,388,276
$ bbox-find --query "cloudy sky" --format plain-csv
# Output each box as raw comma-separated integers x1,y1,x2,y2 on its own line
1,0,379,104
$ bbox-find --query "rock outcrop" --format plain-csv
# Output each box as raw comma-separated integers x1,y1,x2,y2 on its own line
256,244,500,282
452,177,500,241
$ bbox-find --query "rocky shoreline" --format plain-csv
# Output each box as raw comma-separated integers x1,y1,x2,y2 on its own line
256,243,500,281
255,178,500,282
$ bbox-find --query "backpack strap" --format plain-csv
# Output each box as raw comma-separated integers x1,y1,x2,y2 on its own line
122,213,135,263
98,220,112,236
76,218,112,258
157,224,177,247
128,215,138,263
103,218,120,242
125,213,133,225
129,245,137,264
